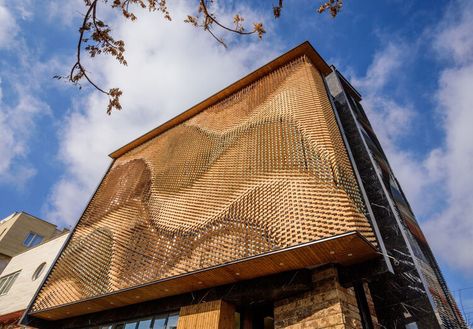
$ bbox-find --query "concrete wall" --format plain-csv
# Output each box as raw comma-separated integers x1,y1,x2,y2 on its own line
0,233,68,316
0,213,62,258
0,255,11,276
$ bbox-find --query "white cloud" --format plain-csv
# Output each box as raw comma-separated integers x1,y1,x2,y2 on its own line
353,0,473,274
45,178,93,231
421,0,473,273
0,3,65,187
11,0,34,20
44,1,279,225
46,0,83,27
350,42,415,150
0,1,18,47
352,43,404,92
433,1,473,66
0,82,47,184
424,61,473,272
350,42,442,214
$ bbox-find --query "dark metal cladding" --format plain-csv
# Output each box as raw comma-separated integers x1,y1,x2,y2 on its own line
325,69,467,329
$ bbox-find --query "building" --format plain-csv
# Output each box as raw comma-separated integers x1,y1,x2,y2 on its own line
0,212,66,273
0,231,68,328
21,42,466,329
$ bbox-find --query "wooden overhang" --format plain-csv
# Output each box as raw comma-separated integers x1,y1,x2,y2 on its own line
109,41,361,159
29,231,378,321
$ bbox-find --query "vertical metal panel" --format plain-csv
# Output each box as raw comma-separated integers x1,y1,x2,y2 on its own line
324,71,393,273
327,68,466,328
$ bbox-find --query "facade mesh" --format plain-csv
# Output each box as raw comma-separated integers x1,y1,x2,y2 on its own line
31,57,375,312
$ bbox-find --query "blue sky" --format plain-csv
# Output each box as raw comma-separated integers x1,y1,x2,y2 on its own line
1,0,472,320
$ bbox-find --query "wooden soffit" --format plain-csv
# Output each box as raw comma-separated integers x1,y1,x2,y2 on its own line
29,231,378,321
109,41,333,159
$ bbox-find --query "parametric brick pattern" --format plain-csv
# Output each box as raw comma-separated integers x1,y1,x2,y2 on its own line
31,57,375,311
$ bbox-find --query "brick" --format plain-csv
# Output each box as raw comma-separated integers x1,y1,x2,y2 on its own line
275,268,380,329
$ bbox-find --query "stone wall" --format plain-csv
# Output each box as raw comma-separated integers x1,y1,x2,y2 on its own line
274,266,379,329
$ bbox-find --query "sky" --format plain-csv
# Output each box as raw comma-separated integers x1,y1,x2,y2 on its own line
0,0,472,321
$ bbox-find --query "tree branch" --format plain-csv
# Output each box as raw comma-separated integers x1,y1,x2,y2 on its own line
199,0,255,36
60,0,343,115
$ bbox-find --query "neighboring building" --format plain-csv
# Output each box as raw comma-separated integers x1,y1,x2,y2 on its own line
22,42,466,329
0,232,68,328
0,212,66,273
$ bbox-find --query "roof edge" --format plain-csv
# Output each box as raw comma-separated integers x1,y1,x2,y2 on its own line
109,41,331,159
332,67,362,102
26,231,378,321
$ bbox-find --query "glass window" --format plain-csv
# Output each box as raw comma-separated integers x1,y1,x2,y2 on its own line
96,312,178,329
152,316,166,329
23,232,44,248
0,271,21,295
137,318,152,329
24,233,34,246
165,314,179,329
32,262,47,281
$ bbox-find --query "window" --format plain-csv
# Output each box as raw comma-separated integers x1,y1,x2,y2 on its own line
32,262,47,281
23,232,44,248
165,314,178,329
0,271,20,295
151,315,166,329
137,319,152,329
97,312,179,329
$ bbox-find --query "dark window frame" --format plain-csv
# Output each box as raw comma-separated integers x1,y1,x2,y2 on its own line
94,311,179,329
23,232,44,248
0,270,21,296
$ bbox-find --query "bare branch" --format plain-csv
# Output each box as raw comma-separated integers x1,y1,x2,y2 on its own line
199,0,257,36
317,0,343,17
61,0,343,115
68,0,132,114
273,0,283,18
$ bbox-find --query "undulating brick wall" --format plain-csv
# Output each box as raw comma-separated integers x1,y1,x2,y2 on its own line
274,266,379,329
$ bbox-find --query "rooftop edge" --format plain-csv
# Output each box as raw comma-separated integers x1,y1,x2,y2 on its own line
109,41,361,159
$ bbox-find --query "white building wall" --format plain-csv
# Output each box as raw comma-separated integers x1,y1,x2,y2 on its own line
0,233,68,316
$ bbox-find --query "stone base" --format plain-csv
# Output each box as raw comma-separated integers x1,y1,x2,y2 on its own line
274,266,379,329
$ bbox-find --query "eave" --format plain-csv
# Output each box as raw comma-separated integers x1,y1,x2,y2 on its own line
28,231,378,321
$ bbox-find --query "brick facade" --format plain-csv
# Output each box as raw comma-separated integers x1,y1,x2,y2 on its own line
274,266,379,329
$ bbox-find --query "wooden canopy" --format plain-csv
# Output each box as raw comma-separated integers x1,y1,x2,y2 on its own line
29,232,377,321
